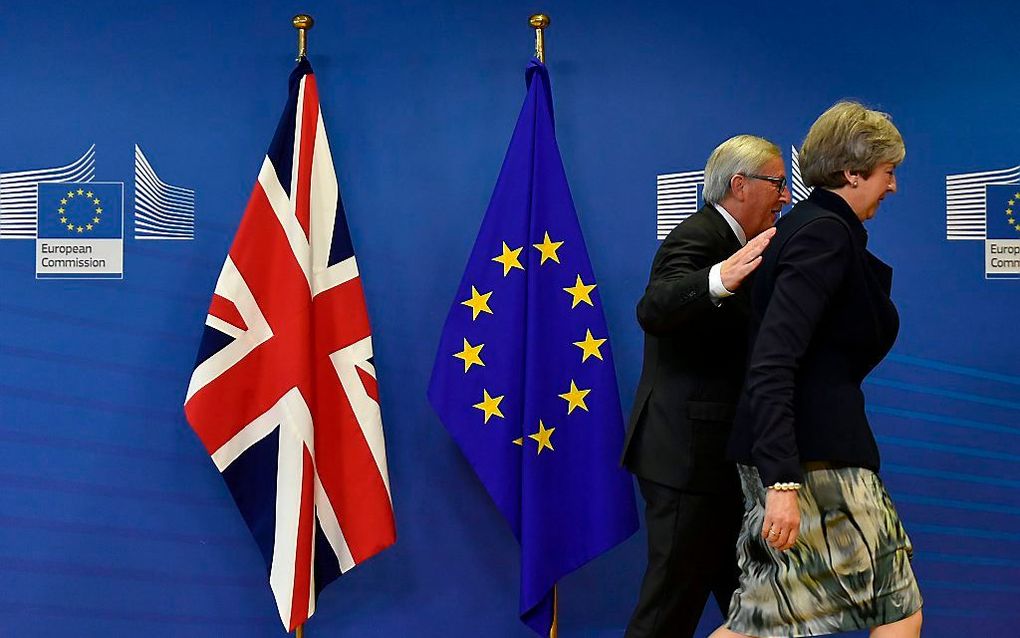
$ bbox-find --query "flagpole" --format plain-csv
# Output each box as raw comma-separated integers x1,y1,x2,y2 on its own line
529,13,550,63
291,17,314,638
293,13,314,61
528,19,559,637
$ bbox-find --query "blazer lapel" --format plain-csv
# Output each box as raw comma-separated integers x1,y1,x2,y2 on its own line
702,204,744,253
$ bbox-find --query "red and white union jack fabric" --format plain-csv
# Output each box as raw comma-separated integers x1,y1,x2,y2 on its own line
184,60,395,631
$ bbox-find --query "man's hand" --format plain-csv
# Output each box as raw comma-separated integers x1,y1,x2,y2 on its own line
720,226,776,292
761,488,800,551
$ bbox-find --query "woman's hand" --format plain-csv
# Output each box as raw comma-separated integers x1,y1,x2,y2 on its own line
761,489,800,551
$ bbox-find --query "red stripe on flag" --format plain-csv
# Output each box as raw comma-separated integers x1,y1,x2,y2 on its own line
312,371,396,563
312,281,395,561
356,365,379,403
229,182,312,335
186,185,313,453
312,278,372,351
288,448,316,631
207,293,248,332
294,75,319,241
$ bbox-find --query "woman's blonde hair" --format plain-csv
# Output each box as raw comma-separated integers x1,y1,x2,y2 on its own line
799,101,905,189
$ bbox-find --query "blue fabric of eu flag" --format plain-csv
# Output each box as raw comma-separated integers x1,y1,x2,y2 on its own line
986,185,1020,239
427,59,638,636
37,182,123,239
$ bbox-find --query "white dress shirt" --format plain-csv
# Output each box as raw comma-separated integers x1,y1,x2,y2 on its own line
708,203,747,303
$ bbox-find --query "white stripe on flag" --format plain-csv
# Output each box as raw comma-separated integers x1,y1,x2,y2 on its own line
260,157,312,289
211,396,286,471
269,391,308,629
330,336,392,501
309,111,342,295
314,475,357,572
290,77,308,212
185,257,273,402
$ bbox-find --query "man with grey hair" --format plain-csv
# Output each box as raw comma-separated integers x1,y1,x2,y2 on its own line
621,134,789,638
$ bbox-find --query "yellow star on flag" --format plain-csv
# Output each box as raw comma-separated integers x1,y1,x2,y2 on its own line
60,217,67,224
86,191,94,198
512,438,524,446
66,223,74,230
563,274,596,308
93,217,100,224
533,231,564,265
558,380,591,414
573,329,607,362
76,226,84,233
473,389,505,424
492,242,524,276
65,191,73,198
461,286,493,320
76,189,84,195
86,224,93,231
453,338,485,372
60,198,67,205
529,420,555,454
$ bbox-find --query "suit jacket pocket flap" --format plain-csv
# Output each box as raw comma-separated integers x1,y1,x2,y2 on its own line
687,400,735,422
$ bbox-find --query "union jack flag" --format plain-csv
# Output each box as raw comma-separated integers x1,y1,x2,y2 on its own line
184,59,395,631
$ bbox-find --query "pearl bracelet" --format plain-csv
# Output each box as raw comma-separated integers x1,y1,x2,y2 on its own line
768,482,802,491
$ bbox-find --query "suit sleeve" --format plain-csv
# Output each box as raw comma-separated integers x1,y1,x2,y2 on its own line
636,226,722,335
745,218,853,486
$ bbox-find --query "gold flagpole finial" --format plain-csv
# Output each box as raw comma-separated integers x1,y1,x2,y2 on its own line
529,14,550,63
293,14,315,61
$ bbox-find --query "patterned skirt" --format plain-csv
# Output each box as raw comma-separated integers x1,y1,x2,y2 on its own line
725,464,922,637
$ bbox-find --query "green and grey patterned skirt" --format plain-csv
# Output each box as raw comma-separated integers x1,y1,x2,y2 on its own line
725,464,922,637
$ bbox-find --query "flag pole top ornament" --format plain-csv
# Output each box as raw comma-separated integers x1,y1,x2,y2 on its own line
292,14,314,61
529,13,550,63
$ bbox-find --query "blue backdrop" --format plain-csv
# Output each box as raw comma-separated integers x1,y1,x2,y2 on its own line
1,1,1017,636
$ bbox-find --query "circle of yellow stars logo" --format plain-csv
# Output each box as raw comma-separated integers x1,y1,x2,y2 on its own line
57,188,103,234
449,228,615,457
1006,192,1019,233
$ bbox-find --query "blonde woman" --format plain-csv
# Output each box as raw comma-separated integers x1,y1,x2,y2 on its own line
712,101,923,638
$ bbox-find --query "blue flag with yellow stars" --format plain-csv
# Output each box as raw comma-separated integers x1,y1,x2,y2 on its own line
427,59,638,636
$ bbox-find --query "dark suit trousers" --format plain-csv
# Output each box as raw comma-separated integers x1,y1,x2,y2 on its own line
624,477,743,638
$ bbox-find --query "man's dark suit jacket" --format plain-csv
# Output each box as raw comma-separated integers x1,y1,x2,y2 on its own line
729,188,899,487
621,204,749,492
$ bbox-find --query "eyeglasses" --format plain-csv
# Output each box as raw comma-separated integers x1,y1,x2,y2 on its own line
741,173,787,193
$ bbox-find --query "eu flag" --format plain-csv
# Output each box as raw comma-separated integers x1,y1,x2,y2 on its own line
428,59,638,636
37,182,123,239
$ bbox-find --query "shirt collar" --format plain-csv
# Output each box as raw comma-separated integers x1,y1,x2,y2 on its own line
712,203,747,246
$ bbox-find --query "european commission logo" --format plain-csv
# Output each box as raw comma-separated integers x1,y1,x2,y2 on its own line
36,182,124,279
945,165,1020,279
0,144,196,278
